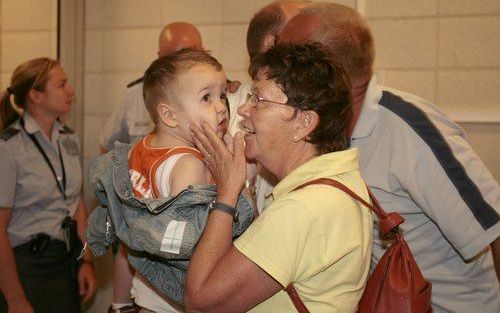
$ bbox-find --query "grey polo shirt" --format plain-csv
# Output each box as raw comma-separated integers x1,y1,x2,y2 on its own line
351,76,500,312
99,79,154,151
0,112,82,247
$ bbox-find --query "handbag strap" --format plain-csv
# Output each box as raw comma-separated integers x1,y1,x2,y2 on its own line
285,285,310,313
285,178,405,312
293,178,404,236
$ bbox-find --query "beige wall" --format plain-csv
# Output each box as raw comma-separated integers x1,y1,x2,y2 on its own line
81,2,499,311
0,0,58,89
82,2,498,311
0,1,498,312
362,0,500,182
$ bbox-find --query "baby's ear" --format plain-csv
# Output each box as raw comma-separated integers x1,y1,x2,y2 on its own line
158,103,177,127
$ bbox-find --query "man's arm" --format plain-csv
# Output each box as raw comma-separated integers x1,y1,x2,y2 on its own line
0,208,34,312
402,129,500,260
99,95,129,153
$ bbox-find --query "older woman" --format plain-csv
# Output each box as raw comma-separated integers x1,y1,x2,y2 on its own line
0,58,95,312
186,43,373,312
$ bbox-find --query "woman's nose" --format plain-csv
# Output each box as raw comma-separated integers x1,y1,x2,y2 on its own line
237,99,251,119
67,84,75,96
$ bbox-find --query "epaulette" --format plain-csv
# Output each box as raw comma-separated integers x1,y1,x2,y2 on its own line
0,127,20,141
59,124,75,134
127,77,144,88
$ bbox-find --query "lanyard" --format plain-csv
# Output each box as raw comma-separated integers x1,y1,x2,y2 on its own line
20,117,67,201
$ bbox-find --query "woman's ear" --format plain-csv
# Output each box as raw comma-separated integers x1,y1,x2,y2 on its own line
293,110,319,142
28,89,44,105
158,103,178,127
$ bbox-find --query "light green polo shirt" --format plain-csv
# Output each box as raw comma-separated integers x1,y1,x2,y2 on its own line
235,148,373,312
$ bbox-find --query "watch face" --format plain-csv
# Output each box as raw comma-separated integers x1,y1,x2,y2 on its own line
208,199,217,211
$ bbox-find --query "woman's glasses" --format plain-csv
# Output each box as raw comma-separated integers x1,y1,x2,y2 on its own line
246,92,288,108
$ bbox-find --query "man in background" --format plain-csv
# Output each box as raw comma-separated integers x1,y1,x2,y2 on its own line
228,0,311,211
99,21,203,153
277,3,499,312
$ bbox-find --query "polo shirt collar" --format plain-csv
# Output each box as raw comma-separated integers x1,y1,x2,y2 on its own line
351,75,382,140
270,148,360,200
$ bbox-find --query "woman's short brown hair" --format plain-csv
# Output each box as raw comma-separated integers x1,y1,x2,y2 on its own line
249,42,352,154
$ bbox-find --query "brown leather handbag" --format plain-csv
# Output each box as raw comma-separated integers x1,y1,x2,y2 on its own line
285,178,432,313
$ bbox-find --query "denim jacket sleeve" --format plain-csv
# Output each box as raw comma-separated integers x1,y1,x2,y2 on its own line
85,143,255,260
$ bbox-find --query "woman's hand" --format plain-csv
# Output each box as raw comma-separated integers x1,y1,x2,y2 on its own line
191,122,246,205
8,297,34,313
78,262,96,304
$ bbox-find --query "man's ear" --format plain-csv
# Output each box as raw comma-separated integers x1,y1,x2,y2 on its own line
261,35,276,52
158,103,178,127
293,110,319,142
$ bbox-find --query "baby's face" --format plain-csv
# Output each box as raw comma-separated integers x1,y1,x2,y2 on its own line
174,63,229,139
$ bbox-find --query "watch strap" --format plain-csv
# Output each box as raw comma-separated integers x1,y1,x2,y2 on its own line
209,200,239,222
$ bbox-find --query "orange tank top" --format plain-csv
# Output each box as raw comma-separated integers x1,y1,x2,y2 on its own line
128,134,204,198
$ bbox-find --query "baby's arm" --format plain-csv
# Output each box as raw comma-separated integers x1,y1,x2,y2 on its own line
168,155,211,197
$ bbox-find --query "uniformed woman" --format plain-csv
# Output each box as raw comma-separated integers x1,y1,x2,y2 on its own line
0,58,96,313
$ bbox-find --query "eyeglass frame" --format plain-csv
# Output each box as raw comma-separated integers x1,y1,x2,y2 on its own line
245,92,289,107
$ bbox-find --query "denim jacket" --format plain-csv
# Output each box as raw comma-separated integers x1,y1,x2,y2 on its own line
85,143,254,304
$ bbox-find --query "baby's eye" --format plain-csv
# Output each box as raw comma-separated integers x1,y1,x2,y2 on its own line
202,94,210,102
220,93,227,103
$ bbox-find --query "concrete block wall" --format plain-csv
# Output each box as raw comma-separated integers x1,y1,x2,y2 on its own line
366,0,500,120
0,0,58,89
82,0,499,192
82,0,356,158
1,1,495,311
82,1,356,311
362,0,500,190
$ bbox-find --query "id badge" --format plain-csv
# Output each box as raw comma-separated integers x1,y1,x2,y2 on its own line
61,137,79,155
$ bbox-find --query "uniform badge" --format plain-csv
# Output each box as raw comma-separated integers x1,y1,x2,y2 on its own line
61,137,79,155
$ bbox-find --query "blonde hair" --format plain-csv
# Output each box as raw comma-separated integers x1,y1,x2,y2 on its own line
0,57,59,130
143,49,222,124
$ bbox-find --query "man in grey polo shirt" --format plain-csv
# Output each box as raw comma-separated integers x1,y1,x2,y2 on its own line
277,3,499,312
99,21,203,153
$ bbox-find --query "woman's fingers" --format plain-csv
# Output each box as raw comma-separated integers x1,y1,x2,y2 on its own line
223,132,234,151
233,132,245,164
200,122,228,153
190,124,215,157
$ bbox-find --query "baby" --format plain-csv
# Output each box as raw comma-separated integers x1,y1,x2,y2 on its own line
114,49,230,313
